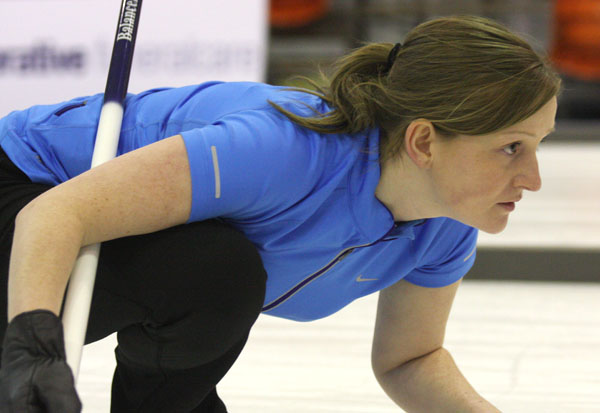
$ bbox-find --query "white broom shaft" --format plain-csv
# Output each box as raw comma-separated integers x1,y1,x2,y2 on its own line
62,244,101,379
63,102,124,379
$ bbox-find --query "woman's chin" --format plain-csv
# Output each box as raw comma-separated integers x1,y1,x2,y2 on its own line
478,220,509,234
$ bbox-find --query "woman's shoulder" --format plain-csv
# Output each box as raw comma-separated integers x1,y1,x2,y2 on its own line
187,81,329,115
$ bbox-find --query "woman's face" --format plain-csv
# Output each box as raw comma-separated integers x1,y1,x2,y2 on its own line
430,96,557,234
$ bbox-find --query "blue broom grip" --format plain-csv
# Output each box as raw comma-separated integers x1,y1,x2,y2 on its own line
104,0,143,103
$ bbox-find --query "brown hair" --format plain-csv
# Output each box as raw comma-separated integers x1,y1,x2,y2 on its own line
269,15,562,161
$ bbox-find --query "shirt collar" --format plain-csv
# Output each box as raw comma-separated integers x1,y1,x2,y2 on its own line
348,129,395,241
348,130,427,242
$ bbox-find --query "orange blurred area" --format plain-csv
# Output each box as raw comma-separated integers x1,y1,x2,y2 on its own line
550,0,600,80
270,0,331,28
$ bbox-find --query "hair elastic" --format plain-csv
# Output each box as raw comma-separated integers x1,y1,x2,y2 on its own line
386,42,402,72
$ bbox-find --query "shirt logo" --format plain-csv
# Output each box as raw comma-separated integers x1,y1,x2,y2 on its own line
210,145,221,199
356,274,378,282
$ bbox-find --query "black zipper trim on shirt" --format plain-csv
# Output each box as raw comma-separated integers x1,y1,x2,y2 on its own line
261,229,399,313
54,101,87,117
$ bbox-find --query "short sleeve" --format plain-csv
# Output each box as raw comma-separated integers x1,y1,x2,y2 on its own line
180,109,316,223
404,221,478,288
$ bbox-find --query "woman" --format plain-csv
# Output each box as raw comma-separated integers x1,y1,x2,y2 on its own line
0,15,560,413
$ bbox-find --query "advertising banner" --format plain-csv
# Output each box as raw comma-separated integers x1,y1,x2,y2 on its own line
0,0,268,116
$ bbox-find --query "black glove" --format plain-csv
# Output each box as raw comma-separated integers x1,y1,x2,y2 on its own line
0,310,82,413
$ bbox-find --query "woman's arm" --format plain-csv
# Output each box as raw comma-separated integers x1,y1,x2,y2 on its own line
8,135,192,320
371,279,501,412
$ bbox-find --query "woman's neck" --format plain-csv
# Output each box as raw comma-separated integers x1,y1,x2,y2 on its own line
375,155,443,222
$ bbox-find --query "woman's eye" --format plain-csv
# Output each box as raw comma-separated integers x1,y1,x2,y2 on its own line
503,142,521,155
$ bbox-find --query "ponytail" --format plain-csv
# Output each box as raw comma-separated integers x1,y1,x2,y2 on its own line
269,43,396,135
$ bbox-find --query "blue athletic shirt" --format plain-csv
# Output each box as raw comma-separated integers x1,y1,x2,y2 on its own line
0,81,478,321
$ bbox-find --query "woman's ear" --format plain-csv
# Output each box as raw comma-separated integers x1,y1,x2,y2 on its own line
403,119,435,168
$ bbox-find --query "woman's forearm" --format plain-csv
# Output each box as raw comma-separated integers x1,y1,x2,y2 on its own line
7,137,193,321
8,195,85,320
376,347,501,413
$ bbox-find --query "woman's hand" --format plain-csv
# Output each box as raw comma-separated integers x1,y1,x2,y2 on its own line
0,310,81,412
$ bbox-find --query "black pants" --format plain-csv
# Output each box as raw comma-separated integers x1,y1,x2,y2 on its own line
0,148,268,412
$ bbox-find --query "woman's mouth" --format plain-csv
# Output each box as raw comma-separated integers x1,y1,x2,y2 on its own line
498,202,516,211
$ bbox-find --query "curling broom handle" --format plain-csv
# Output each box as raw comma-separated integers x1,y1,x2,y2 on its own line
62,0,143,380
